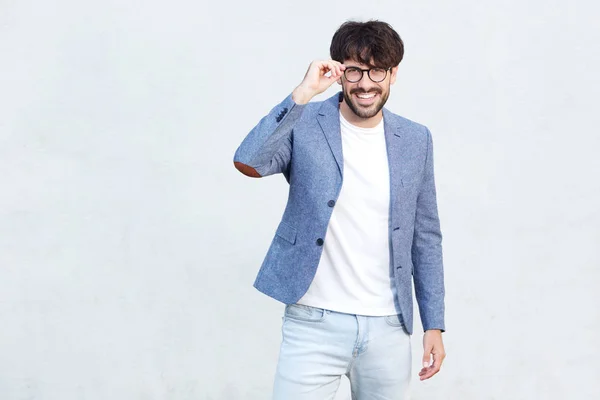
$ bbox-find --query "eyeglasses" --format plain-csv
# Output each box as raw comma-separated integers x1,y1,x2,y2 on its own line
343,66,391,83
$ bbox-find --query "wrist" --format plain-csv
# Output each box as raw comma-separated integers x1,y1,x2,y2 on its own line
292,85,313,105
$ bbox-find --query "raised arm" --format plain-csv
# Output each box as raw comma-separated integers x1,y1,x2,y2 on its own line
233,95,302,178
233,60,346,178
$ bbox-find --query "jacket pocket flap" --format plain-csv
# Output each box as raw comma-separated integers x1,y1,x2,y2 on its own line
275,221,297,244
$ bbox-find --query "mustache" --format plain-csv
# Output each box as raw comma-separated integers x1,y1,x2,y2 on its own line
350,88,382,95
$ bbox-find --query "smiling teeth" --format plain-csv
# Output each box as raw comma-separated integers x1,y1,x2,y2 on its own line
357,93,375,99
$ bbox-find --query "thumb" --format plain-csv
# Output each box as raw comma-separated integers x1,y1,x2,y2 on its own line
422,345,432,368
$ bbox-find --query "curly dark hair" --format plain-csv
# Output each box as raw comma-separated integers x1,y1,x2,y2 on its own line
330,20,404,69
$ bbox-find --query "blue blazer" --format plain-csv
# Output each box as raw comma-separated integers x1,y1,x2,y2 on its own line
233,91,445,334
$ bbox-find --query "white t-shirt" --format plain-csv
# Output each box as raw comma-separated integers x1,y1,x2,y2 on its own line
297,111,397,316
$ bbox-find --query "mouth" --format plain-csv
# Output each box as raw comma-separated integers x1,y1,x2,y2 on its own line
353,92,379,106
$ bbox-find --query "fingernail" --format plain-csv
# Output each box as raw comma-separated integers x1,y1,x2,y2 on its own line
423,362,429,368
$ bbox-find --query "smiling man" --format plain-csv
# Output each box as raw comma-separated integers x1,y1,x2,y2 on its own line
233,20,446,399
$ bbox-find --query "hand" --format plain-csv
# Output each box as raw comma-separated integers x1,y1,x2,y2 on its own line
419,329,446,381
292,60,346,104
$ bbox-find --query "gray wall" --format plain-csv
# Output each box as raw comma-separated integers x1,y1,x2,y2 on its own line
1,0,598,399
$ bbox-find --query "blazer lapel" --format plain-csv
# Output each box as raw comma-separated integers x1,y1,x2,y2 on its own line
383,108,410,208
315,93,410,191
317,93,344,178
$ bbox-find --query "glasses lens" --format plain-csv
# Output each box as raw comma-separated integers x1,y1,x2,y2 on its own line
345,68,362,82
369,68,387,82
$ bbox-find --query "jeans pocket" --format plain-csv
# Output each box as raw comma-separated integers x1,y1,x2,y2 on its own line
384,313,405,328
284,304,327,322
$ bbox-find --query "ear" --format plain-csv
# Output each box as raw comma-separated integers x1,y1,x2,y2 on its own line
389,66,399,85
337,77,342,85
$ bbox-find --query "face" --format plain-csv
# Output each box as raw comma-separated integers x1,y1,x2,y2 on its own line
339,60,398,119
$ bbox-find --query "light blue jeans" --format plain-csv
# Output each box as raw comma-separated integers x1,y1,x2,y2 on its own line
272,304,412,399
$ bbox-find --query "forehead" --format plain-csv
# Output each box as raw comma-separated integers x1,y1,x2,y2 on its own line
343,58,380,69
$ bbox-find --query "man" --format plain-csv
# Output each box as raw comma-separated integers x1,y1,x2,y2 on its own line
233,20,446,399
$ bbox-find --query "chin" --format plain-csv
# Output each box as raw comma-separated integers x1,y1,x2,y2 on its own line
350,102,383,119
343,90,388,119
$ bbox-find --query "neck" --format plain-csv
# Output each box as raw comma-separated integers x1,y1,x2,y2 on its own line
339,99,383,128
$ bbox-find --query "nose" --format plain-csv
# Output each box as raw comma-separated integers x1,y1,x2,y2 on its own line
356,74,376,91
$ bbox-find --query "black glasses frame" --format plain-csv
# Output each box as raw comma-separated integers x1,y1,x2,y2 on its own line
343,67,392,83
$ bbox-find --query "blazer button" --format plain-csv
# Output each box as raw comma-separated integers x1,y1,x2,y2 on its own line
316,238,324,246
327,200,335,207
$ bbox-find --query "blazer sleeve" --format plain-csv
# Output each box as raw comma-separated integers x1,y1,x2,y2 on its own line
233,94,306,178
411,127,446,332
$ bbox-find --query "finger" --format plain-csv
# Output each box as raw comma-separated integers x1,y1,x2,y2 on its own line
326,62,339,79
331,61,344,75
330,65,338,79
331,60,346,69
316,60,330,72
419,364,441,381
419,346,433,380
419,352,444,380
418,362,440,379
418,365,432,375
422,348,432,369
422,357,431,369
330,63,341,79
334,66,342,79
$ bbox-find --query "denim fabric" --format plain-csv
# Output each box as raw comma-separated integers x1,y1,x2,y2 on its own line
233,91,445,334
272,304,412,399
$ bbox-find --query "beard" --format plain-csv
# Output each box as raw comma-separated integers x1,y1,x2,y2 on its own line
342,86,390,119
